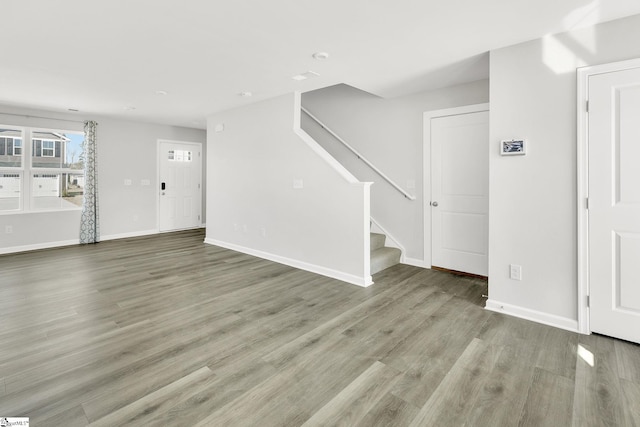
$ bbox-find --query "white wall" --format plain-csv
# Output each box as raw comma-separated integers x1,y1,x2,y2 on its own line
301,80,489,262
488,13,640,329
97,117,206,239
0,106,206,253
205,93,371,286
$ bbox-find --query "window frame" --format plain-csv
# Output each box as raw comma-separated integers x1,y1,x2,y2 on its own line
41,139,55,157
0,124,85,215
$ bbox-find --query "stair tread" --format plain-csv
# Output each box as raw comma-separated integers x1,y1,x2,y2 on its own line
371,246,401,255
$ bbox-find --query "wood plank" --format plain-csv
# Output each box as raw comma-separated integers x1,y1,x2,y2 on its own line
302,361,401,426
262,277,426,369
614,339,640,383
384,300,492,408
355,392,419,427
535,325,578,380
87,367,216,426
35,404,89,427
467,341,538,426
518,367,574,427
620,379,640,426
145,356,277,427
572,334,627,427
408,338,501,426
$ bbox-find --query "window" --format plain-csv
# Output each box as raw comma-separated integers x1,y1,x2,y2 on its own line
13,139,22,155
0,137,21,156
168,149,192,162
42,140,55,157
0,129,23,168
0,125,84,213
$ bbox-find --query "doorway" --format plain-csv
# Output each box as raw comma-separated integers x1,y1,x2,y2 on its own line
578,58,640,344
423,104,489,276
158,140,203,232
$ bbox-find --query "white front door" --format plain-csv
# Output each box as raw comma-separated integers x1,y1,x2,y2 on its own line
589,65,640,344
430,110,489,276
158,141,202,232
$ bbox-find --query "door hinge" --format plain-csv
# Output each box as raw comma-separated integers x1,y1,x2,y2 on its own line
585,197,589,209
586,295,590,307
586,100,589,113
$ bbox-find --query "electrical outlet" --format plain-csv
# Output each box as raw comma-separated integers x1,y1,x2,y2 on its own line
509,264,522,281
5,225,13,234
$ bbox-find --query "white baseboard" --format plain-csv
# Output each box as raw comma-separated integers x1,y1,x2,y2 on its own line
101,229,159,241
0,239,80,255
485,299,579,333
402,257,429,268
204,237,373,287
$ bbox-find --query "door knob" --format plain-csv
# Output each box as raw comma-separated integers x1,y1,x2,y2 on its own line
431,201,439,207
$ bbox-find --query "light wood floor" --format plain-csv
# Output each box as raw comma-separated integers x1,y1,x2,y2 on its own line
1,229,639,426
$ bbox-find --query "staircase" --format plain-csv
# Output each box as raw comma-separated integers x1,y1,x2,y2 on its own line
300,106,408,277
370,232,401,275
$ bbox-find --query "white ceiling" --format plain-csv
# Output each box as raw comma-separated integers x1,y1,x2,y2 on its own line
2,0,640,129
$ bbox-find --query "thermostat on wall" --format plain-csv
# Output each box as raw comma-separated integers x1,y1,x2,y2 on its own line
501,139,526,156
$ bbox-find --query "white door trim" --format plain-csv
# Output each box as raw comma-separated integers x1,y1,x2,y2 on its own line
157,139,204,232
423,103,489,268
577,57,640,335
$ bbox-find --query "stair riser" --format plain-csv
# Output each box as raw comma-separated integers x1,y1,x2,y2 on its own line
370,233,386,251
370,247,401,275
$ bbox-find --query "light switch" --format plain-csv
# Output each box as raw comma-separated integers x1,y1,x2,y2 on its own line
509,264,522,281
293,179,303,189
214,123,225,133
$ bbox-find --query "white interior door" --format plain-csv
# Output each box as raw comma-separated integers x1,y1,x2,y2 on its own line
589,66,640,344
430,110,489,276
159,141,202,232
